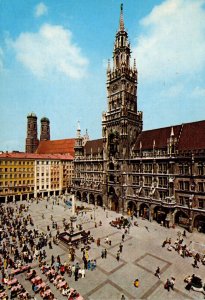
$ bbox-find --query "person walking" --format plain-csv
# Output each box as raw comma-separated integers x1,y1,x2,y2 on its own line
170,277,175,290
51,255,55,266
104,249,107,259
134,278,139,288
116,251,120,262
122,234,125,242
119,243,123,253
154,267,161,279
164,279,171,291
193,257,199,268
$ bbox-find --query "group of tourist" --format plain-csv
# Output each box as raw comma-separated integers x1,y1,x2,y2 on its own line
161,233,205,270
0,197,85,299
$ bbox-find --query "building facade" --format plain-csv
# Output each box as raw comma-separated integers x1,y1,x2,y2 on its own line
0,152,73,202
73,5,205,233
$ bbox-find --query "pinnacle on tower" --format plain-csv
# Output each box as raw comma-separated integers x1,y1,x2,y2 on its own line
119,3,124,31
77,121,81,138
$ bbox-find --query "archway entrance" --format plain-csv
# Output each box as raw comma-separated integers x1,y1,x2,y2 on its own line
97,195,103,207
89,194,95,205
194,215,205,233
175,210,189,228
82,192,87,202
153,206,169,225
139,203,149,219
108,186,119,212
127,201,137,217
76,191,81,201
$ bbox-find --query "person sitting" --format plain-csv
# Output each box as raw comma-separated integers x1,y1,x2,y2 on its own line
62,287,70,296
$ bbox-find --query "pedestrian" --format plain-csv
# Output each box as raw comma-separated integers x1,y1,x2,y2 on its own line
51,255,55,266
48,241,52,249
154,267,160,279
170,277,175,290
164,279,170,291
116,251,120,262
97,238,100,247
183,230,186,237
134,278,139,288
193,258,199,268
122,234,125,242
101,249,105,259
121,295,125,300
119,243,123,253
104,249,107,259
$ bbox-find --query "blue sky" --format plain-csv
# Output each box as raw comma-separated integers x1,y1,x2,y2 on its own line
0,0,205,151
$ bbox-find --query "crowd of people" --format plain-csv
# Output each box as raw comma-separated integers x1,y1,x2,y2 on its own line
161,232,205,270
0,198,84,299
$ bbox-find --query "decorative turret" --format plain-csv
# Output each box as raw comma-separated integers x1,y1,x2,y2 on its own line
74,121,84,158
167,126,177,155
40,117,50,141
25,113,39,153
83,129,89,146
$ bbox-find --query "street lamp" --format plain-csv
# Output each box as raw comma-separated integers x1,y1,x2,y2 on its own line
188,194,193,232
122,183,127,215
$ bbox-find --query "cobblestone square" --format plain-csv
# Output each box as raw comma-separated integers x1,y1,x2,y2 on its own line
1,198,205,300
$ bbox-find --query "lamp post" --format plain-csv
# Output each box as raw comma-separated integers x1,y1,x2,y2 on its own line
188,194,193,232
122,183,127,215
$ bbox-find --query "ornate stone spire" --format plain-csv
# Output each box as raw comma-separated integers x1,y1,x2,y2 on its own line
119,3,124,31
77,121,81,138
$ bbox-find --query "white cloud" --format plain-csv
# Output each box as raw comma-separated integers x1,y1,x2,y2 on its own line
133,0,205,81
10,24,89,79
35,2,48,18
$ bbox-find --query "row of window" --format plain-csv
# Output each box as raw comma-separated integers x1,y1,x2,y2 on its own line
36,185,59,190
4,186,34,192
1,173,33,179
131,164,205,175
0,161,33,165
178,196,204,209
0,168,33,172
0,180,34,186
178,181,205,192
36,161,60,165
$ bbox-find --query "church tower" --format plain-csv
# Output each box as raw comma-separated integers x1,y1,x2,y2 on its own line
25,113,39,153
102,4,143,212
40,117,50,141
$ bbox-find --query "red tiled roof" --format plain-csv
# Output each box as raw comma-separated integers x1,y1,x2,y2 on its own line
178,121,205,150
134,120,205,151
0,152,73,160
135,125,181,150
36,139,75,156
84,139,103,155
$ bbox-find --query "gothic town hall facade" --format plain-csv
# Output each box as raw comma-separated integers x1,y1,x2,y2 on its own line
73,6,205,233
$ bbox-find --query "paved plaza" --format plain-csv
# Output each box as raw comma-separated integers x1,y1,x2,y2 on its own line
10,198,205,300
